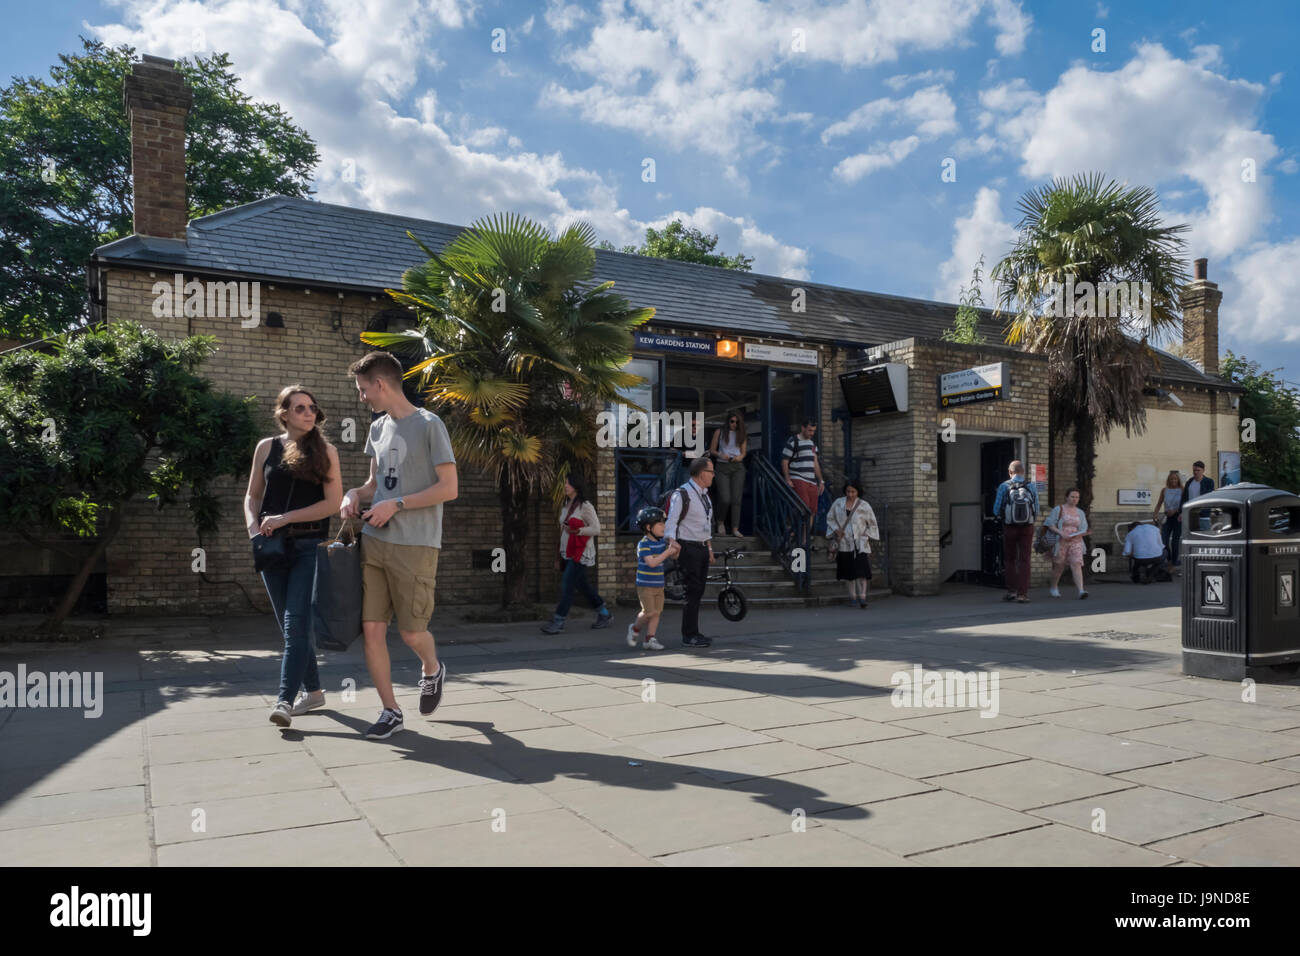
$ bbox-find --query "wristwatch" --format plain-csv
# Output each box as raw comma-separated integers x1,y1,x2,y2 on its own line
395,497,406,511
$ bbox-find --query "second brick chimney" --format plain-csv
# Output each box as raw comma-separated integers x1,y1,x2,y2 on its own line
123,55,192,240
1179,257,1221,375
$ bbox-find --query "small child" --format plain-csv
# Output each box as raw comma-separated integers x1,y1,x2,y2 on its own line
627,506,679,651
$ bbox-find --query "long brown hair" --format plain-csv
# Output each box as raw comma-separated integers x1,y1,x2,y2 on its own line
273,385,331,484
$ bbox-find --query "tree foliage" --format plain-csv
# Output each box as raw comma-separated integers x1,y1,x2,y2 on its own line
363,214,654,605
941,255,988,345
0,38,318,339
1221,351,1300,493
0,321,260,627
598,220,753,271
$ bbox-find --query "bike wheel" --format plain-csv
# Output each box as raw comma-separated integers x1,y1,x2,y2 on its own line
718,586,747,621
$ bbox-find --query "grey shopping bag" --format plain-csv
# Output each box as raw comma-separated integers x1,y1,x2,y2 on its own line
312,523,363,651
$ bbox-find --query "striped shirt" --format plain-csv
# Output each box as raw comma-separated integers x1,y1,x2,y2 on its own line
782,436,819,484
636,536,669,587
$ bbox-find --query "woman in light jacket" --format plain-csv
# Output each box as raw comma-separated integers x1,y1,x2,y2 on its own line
1044,488,1089,599
541,472,613,634
826,479,880,608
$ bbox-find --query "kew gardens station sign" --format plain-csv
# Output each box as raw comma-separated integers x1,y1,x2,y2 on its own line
939,363,1005,408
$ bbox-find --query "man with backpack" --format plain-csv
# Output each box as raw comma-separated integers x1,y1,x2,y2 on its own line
993,459,1039,603
663,456,716,647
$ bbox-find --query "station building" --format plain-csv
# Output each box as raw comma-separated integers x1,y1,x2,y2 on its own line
2,56,1245,615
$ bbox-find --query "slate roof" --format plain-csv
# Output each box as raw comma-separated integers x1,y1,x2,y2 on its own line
92,195,1238,390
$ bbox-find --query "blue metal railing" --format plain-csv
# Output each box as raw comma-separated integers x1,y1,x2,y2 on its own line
616,449,685,531
749,452,813,590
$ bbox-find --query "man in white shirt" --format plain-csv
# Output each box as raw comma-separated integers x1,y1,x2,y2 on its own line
1123,521,1165,583
664,456,716,647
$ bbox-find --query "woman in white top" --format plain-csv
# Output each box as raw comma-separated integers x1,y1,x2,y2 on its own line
709,412,749,537
1152,470,1183,570
826,479,880,608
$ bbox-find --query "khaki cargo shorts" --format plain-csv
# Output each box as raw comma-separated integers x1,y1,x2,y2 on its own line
637,585,665,617
361,535,440,632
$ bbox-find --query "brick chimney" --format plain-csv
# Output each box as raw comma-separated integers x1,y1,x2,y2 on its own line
1179,256,1221,375
123,55,192,240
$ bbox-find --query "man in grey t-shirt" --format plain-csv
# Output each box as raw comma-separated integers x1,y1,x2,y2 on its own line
341,352,458,740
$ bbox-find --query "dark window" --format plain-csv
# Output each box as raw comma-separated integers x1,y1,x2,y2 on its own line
1189,505,1241,536
1266,506,1300,535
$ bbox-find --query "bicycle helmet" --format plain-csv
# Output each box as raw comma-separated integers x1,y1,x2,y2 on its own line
635,506,667,534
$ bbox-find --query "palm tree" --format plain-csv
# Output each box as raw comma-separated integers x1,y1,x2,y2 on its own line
361,213,653,606
992,173,1190,511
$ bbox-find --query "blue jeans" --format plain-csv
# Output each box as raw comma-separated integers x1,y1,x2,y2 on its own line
1161,514,1181,564
553,558,606,620
260,536,323,704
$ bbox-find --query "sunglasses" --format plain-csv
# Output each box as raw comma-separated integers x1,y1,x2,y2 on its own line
292,403,320,415
728,419,739,424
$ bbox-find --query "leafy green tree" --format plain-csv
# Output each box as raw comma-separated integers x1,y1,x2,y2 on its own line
363,214,653,606
0,321,259,630
992,173,1190,511
941,255,988,345
599,220,753,270
0,38,318,340
1221,352,1300,493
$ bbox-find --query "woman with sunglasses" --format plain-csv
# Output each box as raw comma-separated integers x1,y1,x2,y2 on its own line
708,411,749,537
243,385,343,727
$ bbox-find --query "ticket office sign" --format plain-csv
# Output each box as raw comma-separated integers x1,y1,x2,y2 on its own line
939,363,1004,407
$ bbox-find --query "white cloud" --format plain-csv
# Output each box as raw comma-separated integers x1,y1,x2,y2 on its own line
933,187,1017,302
824,85,956,182
884,68,956,91
833,136,921,182
1280,158,1299,174
649,207,811,279
544,1,587,33
1221,238,1300,344
545,0,1032,158
989,44,1281,261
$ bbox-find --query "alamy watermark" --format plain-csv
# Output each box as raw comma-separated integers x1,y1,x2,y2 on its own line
595,404,705,457
151,273,261,328
891,666,1000,718
1043,275,1152,320
0,665,104,718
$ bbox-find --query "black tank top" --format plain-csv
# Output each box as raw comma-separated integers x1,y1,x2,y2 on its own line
261,436,328,536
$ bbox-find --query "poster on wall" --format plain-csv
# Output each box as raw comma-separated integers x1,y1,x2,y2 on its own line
1029,463,1047,499
1218,450,1241,488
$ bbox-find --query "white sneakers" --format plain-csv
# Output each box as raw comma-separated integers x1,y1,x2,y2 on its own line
643,637,665,650
291,689,326,716
269,700,292,727
626,623,640,647
1049,586,1061,598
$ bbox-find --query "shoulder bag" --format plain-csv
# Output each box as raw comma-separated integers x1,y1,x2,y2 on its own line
252,442,296,573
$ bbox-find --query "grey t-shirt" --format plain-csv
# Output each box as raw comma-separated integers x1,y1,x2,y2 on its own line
362,408,456,548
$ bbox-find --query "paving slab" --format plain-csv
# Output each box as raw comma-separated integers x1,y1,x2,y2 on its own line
147,726,305,765
909,823,1177,866
4,755,144,799
149,752,331,806
657,826,914,866
1117,756,1300,802
681,696,846,731
1036,705,1185,735
819,694,968,723
762,718,918,749
817,789,1044,856
326,750,515,802
1123,720,1300,763
1136,698,1300,733
563,701,716,737
1141,677,1300,706
461,668,591,693
418,700,571,735
509,683,638,712
385,807,652,866
1231,784,1300,821
886,709,1033,738
828,734,1025,778
748,761,935,812
1033,786,1257,844
359,781,561,835
1046,683,1200,710
930,759,1137,811
158,819,396,866
0,785,145,831
0,812,150,866
618,723,775,757
1149,815,1300,867
671,741,846,783
153,787,358,844
969,724,1196,774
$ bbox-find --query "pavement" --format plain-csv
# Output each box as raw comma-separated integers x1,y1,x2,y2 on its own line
4,580,1300,867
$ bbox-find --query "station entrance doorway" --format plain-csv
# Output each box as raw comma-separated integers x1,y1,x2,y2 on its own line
937,433,1023,586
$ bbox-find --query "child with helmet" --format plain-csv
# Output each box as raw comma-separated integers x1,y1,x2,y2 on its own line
626,506,680,651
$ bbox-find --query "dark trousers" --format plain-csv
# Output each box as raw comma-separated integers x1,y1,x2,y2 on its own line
261,535,323,704
1002,523,1034,596
1161,514,1182,565
554,558,605,619
677,541,709,637
1131,556,1162,583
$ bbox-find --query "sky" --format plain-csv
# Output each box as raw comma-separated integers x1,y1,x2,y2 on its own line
6,0,1299,383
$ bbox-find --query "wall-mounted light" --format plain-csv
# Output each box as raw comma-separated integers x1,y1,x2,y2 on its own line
265,312,285,328
716,339,739,358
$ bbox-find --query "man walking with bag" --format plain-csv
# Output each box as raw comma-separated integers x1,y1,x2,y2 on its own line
993,459,1039,603
341,351,458,739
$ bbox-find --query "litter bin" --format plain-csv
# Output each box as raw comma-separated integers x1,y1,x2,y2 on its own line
1181,483,1300,680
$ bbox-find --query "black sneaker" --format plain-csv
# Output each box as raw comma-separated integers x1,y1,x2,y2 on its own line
364,708,404,739
682,634,712,647
418,663,446,716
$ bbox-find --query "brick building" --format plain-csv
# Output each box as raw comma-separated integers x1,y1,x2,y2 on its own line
14,55,1245,615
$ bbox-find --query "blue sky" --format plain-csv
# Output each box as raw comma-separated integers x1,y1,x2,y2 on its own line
8,1,1300,383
